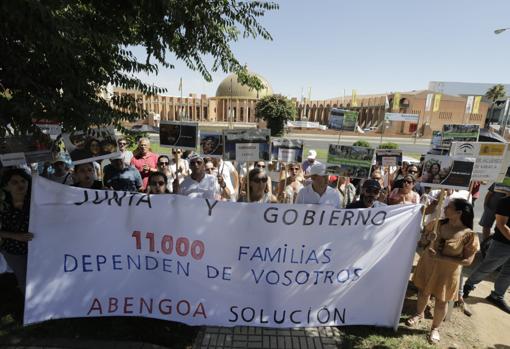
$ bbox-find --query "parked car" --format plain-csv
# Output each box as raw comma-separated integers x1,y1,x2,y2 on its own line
130,124,159,134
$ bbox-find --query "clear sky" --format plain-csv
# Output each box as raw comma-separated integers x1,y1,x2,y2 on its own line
132,0,510,100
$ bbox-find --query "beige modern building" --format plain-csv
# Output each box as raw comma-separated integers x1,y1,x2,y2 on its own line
115,74,489,135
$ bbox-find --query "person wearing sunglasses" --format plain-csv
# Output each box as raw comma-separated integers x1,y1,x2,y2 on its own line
117,137,133,166
296,163,341,208
346,179,386,209
393,164,424,196
371,169,388,204
177,154,230,200
388,174,420,205
277,162,304,203
103,154,142,192
239,168,277,203
157,155,175,193
147,172,171,194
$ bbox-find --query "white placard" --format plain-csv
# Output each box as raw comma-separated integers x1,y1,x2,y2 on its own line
278,148,297,162
0,152,27,167
36,124,62,140
235,143,260,162
25,177,422,329
451,142,508,182
384,113,419,122
382,157,396,167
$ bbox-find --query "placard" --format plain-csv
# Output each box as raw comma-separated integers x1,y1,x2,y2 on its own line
0,153,27,167
0,134,53,164
160,121,198,150
384,113,419,122
328,109,358,131
450,142,507,181
441,124,480,148
375,149,402,167
271,139,304,163
421,155,475,189
223,129,271,161
235,143,260,162
36,123,62,140
327,145,374,179
199,132,223,157
26,177,422,330
62,127,120,165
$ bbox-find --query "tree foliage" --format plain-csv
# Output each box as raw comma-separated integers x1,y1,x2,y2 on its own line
353,140,370,148
378,142,399,149
485,84,506,102
0,0,278,135
255,94,296,136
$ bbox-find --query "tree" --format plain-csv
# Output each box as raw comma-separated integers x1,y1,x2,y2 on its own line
485,84,506,102
0,1,278,135
255,95,296,136
378,142,399,149
353,140,370,148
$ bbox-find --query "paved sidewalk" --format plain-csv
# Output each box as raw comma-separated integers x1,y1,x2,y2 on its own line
193,326,342,349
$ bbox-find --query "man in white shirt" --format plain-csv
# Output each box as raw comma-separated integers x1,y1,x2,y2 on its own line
178,154,231,200
296,163,340,208
346,179,387,209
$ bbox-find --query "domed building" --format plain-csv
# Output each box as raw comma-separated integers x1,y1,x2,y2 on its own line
209,72,273,123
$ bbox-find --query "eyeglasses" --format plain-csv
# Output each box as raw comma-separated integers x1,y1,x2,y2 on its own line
252,177,268,183
190,160,203,166
404,180,414,184
172,151,182,154
150,181,165,186
118,142,127,146
158,161,169,166
255,164,266,168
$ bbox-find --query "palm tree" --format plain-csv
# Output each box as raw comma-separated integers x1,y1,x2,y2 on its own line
485,84,507,134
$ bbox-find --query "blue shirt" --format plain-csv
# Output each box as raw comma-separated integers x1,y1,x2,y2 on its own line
103,165,142,192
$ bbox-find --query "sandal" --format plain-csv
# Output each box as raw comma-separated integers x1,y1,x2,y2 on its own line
405,314,423,327
428,328,440,344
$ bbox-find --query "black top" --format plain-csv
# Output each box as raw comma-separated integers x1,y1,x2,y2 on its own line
72,181,104,190
0,195,30,255
346,200,367,209
494,196,510,245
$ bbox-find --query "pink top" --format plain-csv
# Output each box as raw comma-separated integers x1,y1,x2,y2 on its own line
388,188,420,204
130,152,159,189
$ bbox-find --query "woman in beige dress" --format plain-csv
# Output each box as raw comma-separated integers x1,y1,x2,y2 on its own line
406,198,479,344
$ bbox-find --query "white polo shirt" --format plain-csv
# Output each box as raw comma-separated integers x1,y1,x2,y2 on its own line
296,184,341,208
179,174,219,200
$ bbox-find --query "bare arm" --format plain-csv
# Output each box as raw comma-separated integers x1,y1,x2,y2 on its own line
495,214,510,240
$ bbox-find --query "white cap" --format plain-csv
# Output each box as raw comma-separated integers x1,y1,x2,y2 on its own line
309,163,326,176
307,149,317,160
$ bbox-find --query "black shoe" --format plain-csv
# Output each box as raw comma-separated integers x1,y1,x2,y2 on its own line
485,295,510,314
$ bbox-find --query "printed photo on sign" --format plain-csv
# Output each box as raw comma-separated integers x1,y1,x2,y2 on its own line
200,132,223,157
451,142,507,182
328,109,358,131
0,133,53,164
441,124,479,148
223,129,271,161
375,149,402,167
327,144,374,179
271,139,303,163
62,127,120,165
421,155,474,189
160,121,198,150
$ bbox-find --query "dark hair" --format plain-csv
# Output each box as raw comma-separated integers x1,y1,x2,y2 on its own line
442,198,474,230
74,162,94,172
157,155,170,163
249,167,267,182
148,171,169,193
1,168,32,209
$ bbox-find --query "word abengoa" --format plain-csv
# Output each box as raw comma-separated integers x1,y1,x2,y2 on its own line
384,113,419,122
27,177,421,329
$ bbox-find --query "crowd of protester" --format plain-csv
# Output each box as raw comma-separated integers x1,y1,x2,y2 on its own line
1,138,509,345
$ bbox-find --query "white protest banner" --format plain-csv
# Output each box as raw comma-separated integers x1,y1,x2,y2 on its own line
0,152,27,167
384,113,419,122
26,177,421,329
451,142,507,181
286,121,321,129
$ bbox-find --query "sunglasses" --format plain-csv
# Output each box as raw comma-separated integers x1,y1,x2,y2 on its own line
172,151,182,154
255,164,266,168
404,180,414,184
150,181,165,186
190,160,203,166
252,177,268,183
289,167,300,171
158,161,169,166
118,142,127,146
205,168,215,172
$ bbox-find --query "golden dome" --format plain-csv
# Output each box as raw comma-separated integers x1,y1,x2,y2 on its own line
215,73,273,99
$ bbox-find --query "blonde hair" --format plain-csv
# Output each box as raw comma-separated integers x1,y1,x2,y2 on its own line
133,137,152,157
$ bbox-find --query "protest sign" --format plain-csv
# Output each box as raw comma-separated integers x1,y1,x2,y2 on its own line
328,109,358,131
441,124,479,148
62,127,120,165
0,133,53,164
26,177,421,329
160,121,198,150
286,121,321,129
450,142,507,181
375,149,402,167
421,155,475,189
223,129,271,161
271,139,304,163
430,130,444,149
384,113,419,122
199,132,223,157
327,145,374,179
0,153,27,167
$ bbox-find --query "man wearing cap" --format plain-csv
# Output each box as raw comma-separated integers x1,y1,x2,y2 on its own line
302,149,321,176
177,154,231,200
296,163,341,208
347,179,387,209
103,155,143,192
43,153,74,185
